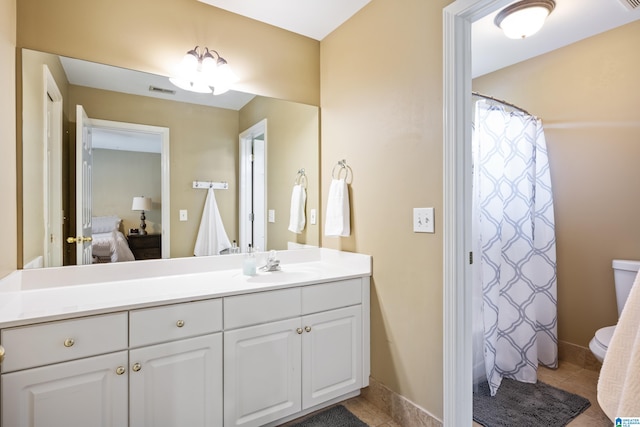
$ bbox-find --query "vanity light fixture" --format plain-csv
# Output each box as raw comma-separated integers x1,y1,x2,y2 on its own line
132,196,153,235
169,46,238,95
494,0,555,39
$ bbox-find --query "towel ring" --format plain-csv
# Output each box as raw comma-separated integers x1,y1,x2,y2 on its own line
295,168,307,188
332,159,351,181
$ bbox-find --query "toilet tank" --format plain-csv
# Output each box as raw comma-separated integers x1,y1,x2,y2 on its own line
612,259,640,317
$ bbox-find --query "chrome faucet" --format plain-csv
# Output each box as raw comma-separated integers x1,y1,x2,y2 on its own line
260,250,281,272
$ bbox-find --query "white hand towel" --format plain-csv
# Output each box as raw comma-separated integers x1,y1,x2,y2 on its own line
324,178,350,237
598,269,640,419
288,184,307,234
194,187,232,256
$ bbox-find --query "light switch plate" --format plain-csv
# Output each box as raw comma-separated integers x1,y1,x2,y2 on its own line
179,209,188,222
268,209,276,223
413,207,434,233
310,209,317,225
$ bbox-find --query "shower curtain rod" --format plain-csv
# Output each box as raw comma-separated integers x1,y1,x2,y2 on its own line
472,91,533,117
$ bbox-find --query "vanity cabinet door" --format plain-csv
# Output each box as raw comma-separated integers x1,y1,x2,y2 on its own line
302,305,363,409
129,333,222,427
223,318,302,427
1,351,128,427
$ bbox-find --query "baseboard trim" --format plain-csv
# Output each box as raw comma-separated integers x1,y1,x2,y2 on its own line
361,377,442,427
558,340,602,371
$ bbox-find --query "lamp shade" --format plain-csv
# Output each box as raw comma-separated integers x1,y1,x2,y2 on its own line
132,196,152,211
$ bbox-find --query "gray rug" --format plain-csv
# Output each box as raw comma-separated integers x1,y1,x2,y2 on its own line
473,379,591,427
288,405,369,427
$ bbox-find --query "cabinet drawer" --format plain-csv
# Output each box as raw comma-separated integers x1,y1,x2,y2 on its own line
0,312,128,373
130,299,222,347
224,288,301,330
302,279,362,314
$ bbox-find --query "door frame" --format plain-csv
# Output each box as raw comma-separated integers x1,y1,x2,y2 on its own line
43,65,64,267
238,119,267,252
442,1,513,425
89,119,171,258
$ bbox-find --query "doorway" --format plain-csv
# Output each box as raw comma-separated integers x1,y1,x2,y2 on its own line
70,114,171,264
239,119,267,252
442,0,515,425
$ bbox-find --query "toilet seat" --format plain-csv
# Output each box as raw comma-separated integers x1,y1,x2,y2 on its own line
590,325,616,363
595,325,616,349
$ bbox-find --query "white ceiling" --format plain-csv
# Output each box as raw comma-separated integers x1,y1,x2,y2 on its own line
197,0,372,40
472,0,640,78
198,0,640,77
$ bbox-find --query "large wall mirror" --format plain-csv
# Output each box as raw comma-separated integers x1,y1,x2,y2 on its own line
21,48,320,269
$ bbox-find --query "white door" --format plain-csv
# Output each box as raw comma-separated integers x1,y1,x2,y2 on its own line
301,306,363,409
74,105,93,265
44,67,63,267
129,334,223,427
1,351,128,427
223,318,301,427
239,119,266,252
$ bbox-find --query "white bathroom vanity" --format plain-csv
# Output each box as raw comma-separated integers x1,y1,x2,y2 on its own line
0,248,371,427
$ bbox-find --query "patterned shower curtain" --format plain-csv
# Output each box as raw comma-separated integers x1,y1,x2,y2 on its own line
472,100,558,396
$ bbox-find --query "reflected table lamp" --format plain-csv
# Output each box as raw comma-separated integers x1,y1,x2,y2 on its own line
132,196,153,235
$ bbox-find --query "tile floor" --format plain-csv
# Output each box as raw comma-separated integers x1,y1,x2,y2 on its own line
283,361,611,426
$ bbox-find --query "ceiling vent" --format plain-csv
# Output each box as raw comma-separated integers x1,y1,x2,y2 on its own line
618,0,639,10
148,86,176,95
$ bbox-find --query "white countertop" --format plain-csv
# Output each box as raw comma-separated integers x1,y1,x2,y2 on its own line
0,249,371,328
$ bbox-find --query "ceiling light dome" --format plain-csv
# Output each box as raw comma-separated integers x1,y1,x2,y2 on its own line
494,0,555,39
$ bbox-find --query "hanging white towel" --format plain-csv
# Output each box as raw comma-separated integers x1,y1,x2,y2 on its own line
324,178,350,237
288,184,307,234
598,270,640,419
194,187,232,256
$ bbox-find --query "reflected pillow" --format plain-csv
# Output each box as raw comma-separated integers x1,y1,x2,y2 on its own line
92,215,121,233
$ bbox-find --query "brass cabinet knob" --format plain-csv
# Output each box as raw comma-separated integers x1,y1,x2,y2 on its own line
63,338,75,347
0,345,5,363
116,366,126,375
296,328,303,334
176,320,185,328
132,363,142,372
304,326,311,333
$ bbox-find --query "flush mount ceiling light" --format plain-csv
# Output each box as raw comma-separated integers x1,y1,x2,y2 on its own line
169,46,238,95
494,0,556,39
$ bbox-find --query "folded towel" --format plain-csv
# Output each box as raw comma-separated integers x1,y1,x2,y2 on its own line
324,178,350,237
598,269,640,419
194,187,231,256
288,184,307,234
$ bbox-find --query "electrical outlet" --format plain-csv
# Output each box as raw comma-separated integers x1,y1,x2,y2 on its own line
413,208,434,233
179,209,188,221
268,209,276,223
310,209,317,225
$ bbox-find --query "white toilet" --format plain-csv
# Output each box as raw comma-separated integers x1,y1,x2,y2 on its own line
589,259,640,363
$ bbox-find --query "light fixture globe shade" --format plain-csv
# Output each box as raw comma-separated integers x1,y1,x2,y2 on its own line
169,76,212,94
495,0,555,39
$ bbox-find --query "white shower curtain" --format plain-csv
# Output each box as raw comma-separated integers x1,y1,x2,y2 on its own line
472,100,558,396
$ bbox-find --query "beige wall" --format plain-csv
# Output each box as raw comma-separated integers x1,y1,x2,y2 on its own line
321,0,450,419
17,0,319,105
0,0,16,277
473,21,640,347
69,85,239,258
93,149,162,235
239,96,320,250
